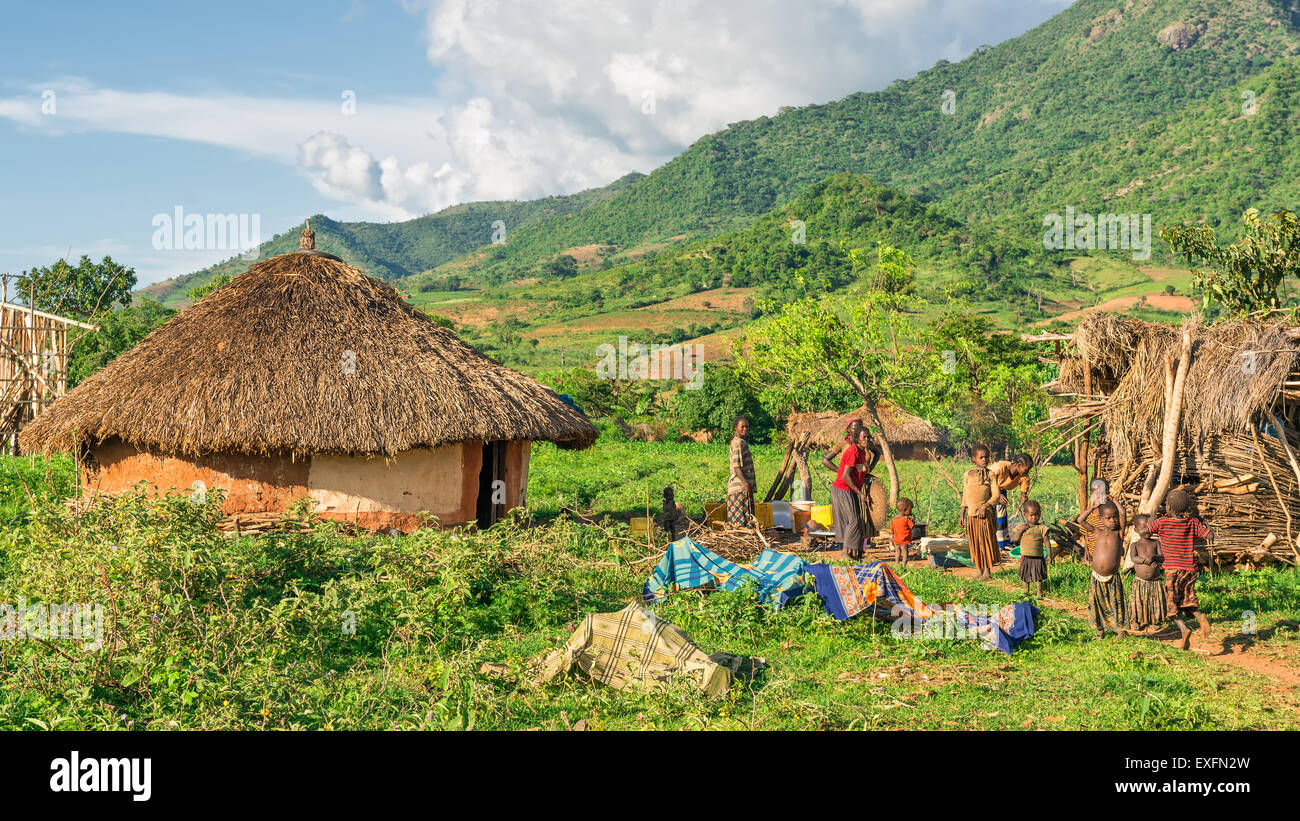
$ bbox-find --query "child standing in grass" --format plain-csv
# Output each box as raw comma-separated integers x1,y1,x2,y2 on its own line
1148,489,1212,650
1079,500,1127,639
1128,514,1169,636
1011,499,1049,597
890,497,916,567
960,444,1001,580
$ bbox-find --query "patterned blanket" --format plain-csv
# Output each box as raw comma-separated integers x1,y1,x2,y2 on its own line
803,560,1038,654
642,537,808,609
480,603,749,696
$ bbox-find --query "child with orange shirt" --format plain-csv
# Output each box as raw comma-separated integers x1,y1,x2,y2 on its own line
890,497,916,567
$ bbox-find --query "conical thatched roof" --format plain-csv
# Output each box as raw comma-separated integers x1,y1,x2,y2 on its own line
20,240,597,457
785,403,940,449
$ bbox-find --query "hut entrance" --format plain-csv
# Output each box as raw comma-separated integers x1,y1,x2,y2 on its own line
476,440,508,528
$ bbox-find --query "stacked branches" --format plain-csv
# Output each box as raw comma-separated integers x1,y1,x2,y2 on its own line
1045,313,1300,565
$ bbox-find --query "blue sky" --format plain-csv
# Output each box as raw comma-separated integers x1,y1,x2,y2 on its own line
0,0,1071,287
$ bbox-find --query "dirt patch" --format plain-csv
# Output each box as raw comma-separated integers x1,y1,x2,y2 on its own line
1144,293,1194,312
649,288,755,313
562,244,603,265
1036,291,1195,325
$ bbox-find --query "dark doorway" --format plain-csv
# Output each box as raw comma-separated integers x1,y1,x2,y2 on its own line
476,440,507,528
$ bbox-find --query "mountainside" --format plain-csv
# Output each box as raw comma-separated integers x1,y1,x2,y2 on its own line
141,172,644,305
148,0,1300,310
409,173,1180,378
438,0,1300,283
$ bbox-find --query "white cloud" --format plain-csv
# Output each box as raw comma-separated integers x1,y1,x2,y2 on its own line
0,1,1071,219
409,0,1074,208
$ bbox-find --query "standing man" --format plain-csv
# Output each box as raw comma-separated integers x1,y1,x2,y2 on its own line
726,416,757,527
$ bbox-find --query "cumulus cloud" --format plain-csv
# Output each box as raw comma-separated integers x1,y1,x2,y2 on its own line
404,0,1072,212
0,1,1071,219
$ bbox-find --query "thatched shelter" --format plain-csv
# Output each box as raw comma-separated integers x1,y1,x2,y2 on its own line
1038,313,1300,566
785,403,941,460
19,225,597,531
759,403,939,506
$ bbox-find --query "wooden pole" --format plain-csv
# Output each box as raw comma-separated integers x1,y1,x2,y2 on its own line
1078,363,1092,510
1140,327,1193,516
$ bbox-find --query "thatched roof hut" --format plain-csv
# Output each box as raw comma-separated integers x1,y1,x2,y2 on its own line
785,403,940,459
20,225,597,531
1041,312,1300,565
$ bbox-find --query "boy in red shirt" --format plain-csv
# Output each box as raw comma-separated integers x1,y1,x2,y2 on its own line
1148,489,1212,650
890,497,916,567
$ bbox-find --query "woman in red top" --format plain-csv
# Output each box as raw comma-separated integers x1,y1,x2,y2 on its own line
830,427,873,559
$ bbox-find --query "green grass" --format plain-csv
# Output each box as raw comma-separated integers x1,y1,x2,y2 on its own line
0,453,75,529
1,442,1296,731
527,437,1081,532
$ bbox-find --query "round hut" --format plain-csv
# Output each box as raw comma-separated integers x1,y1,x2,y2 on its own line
18,225,597,531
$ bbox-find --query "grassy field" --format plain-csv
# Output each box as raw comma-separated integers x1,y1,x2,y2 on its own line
528,438,1082,532
1,440,1297,731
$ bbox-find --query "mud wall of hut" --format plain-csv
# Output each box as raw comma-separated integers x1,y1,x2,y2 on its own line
83,437,531,531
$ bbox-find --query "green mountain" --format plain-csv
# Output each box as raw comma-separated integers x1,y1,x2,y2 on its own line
141,172,644,305
437,0,1300,284
150,0,1300,305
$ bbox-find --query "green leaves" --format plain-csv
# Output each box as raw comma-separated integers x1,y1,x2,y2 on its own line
1162,208,1300,317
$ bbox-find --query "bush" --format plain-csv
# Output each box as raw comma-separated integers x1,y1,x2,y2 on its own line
673,363,773,442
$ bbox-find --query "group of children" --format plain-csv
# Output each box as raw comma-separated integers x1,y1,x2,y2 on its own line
887,443,1213,650
1078,488,1212,649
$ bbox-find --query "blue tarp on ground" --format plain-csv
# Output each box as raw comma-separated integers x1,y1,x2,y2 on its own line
642,537,807,609
641,540,1037,653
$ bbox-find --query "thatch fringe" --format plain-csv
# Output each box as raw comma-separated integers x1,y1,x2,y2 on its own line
785,403,940,450
1042,312,1300,565
19,250,597,457
1066,314,1300,463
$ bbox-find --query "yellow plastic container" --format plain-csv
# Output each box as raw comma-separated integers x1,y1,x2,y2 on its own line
754,502,775,530
704,501,726,524
629,517,656,539
811,504,834,529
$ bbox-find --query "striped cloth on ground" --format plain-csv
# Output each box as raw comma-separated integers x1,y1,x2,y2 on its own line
642,537,808,609
479,603,746,696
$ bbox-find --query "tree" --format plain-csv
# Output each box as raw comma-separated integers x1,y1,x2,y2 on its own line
738,292,944,508
13,255,136,320
929,305,1052,457
68,299,174,386
186,273,231,302
673,363,773,442
1162,208,1300,315
544,255,579,279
